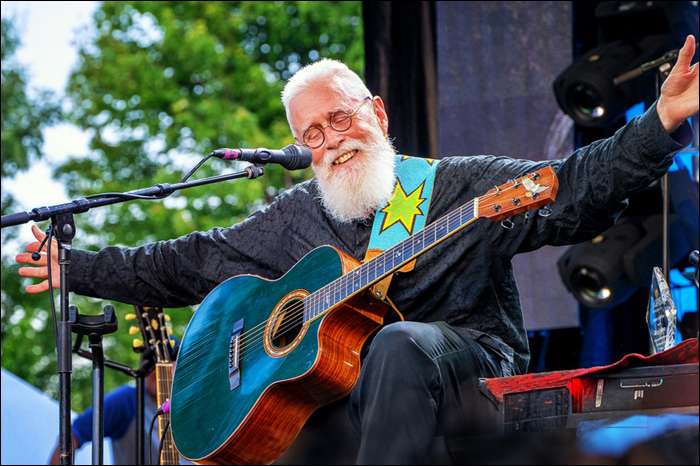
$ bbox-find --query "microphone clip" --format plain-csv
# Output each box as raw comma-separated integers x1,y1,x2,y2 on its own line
245,164,265,179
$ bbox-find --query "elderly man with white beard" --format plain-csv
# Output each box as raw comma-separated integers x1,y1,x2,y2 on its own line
16,35,699,465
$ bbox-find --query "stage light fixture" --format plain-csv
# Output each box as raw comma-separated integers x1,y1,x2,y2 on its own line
558,171,699,309
558,217,650,308
553,1,698,128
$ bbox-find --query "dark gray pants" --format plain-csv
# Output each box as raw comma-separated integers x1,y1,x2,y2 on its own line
349,321,517,464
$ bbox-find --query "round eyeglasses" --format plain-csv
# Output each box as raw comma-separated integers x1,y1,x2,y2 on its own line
296,96,372,149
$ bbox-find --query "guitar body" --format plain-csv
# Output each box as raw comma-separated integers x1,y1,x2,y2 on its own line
171,245,389,464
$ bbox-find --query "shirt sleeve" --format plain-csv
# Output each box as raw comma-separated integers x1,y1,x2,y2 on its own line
69,183,309,308
434,101,693,259
513,101,693,254
72,385,136,446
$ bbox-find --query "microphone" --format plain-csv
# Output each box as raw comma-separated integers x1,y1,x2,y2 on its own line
210,144,312,170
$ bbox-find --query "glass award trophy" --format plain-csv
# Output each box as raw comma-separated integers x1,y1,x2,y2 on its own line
646,267,678,353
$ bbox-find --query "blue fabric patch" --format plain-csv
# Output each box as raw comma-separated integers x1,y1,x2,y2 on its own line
72,385,136,446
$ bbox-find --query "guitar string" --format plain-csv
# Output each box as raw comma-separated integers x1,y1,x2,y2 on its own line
142,312,179,464
237,198,478,352
162,372,173,464
234,183,508,350
237,181,534,357
236,199,477,356
162,366,174,464
237,175,542,350
239,191,512,359
157,364,177,464
163,366,175,464
181,181,540,366
154,320,177,463
238,209,473,357
236,178,549,357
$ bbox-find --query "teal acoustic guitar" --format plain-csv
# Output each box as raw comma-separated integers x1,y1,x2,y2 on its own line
170,167,558,464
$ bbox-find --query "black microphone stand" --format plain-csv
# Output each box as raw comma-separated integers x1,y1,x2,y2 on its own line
1,164,264,465
69,305,118,465
614,47,679,283
73,332,157,465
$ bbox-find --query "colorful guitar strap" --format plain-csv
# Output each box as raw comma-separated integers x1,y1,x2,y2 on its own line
364,155,439,320
368,154,440,257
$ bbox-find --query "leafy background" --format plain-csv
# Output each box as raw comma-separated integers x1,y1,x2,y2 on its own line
1,1,364,412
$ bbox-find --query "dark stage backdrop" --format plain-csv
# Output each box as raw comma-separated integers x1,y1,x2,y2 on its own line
436,1,578,329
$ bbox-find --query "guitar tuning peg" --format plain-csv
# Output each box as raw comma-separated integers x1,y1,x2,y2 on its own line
129,326,140,335
500,219,515,230
125,313,136,321
164,315,171,322
167,327,173,335
538,205,553,217
132,338,143,348
151,319,159,331
170,339,176,348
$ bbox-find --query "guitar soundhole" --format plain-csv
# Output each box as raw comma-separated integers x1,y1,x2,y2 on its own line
271,298,304,349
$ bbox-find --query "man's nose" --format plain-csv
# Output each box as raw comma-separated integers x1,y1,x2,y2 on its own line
324,128,345,150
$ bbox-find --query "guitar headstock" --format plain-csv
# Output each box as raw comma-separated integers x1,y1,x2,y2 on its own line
477,166,558,220
127,305,174,364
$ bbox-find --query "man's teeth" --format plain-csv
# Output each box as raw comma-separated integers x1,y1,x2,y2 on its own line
333,150,357,165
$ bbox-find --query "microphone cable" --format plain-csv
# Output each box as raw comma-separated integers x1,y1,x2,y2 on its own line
157,420,172,465
148,405,166,465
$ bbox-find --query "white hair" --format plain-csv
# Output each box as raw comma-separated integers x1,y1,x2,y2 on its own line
281,59,370,128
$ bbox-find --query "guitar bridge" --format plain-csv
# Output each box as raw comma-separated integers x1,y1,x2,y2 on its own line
229,318,244,390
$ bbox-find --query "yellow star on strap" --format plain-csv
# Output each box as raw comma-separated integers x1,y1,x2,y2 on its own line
400,155,438,166
379,180,427,235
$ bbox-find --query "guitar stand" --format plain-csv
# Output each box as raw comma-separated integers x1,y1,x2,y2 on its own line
70,304,118,465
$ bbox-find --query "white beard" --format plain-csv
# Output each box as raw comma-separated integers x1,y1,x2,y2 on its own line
313,126,397,223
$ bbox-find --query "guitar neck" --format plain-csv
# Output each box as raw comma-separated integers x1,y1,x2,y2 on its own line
303,166,558,322
156,363,179,465
304,199,478,322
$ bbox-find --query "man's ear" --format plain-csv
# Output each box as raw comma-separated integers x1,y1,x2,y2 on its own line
372,96,389,135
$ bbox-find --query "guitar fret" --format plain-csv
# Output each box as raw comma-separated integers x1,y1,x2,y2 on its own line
307,294,312,321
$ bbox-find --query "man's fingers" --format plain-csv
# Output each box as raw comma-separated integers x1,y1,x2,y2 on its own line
26,233,58,258
17,226,59,293
26,241,42,252
25,281,50,294
31,224,46,241
676,35,696,70
16,253,48,266
18,265,49,278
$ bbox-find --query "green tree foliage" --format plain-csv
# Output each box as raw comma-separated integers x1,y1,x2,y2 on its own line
2,2,363,411
1,16,64,400
1,18,61,179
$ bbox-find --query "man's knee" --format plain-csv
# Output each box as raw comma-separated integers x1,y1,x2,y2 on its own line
370,321,438,354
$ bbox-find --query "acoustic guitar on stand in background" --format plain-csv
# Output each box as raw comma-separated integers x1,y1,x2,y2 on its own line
129,305,179,465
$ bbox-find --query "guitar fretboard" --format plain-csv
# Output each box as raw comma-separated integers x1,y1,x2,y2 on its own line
303,201,476,322
156,363,179,465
